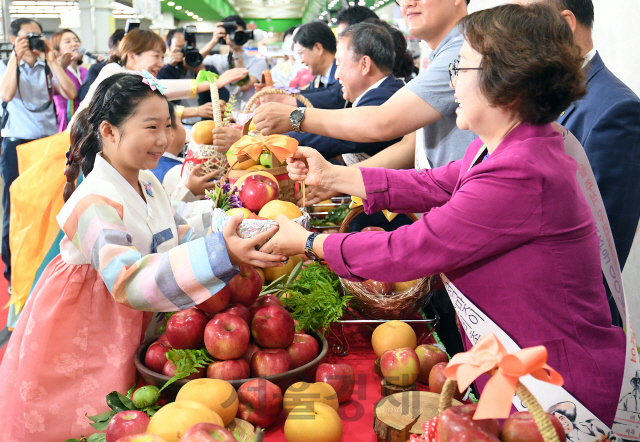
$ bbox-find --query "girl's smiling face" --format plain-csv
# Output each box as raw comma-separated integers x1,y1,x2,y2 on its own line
101,93,171,181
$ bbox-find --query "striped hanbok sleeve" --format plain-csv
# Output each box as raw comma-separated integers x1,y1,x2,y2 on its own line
62,194,238,312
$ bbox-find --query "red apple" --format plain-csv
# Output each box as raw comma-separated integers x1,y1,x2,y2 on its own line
249,294,283,319
251,348,292,377
429,362,463,400
197,286,231,315
251,306,295,348
437,404,501,442
237,378,283,428
415,344,449,384
115,434,166,442
156,333,170,345
222,303,252,324
162,359,205,379
502,411,567,442
315,363,355,403
449,429,502,442
204,312,250,360
106,410,151,442
380,347,420,387
361,279,392,295
166,307,208,350
361,226,385,232
286,333,319,369
180,423,236,442
239,174,279,212
228,267,263,306
206,358,250,381
241,341,262,364
145,342,171,374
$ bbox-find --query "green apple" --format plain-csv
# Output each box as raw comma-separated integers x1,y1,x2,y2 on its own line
259,152,273,168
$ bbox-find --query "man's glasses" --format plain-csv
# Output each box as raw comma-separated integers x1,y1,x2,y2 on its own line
448,59,482,86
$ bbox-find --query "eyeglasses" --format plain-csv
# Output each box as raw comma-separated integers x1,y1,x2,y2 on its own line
449,59,482,86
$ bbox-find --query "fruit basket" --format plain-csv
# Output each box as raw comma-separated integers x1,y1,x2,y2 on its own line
133,329,328,396
338,205,433,320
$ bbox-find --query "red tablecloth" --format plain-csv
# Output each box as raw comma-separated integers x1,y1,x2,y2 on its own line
263,322,436,441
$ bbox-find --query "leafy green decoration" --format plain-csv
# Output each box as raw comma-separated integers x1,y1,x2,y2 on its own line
310,204,349,227
262,261,350,335
222,91,238,127
159,348,214,393
87,433,106,442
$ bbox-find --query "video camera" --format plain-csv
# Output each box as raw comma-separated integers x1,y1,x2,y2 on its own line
26,33,45,52
219,22,260,46
181,25,203,68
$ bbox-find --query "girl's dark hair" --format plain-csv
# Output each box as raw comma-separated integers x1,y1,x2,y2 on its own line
108,29,166,66
362,18,414,79
50,29,79,52
64,73,168,201
458,3,586,125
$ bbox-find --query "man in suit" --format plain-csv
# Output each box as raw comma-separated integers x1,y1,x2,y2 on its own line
288,23,404,163
523,0,640,325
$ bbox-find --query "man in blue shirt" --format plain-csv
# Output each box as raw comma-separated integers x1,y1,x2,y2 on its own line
0,18,77,290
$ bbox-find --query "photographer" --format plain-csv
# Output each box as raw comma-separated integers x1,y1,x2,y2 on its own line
0,18,77,290
157,27,230,125
202,15,267,110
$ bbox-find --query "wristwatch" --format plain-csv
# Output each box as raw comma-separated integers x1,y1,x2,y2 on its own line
304,232,321,261
289,107,306,133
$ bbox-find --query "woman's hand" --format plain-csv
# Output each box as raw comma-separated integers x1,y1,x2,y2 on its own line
185,164,219,196
287,146,333,188
212,127,242,153
260,215,309,257
218,68,249,88
56,51,74,70
296,186,343,208
224,215,287,268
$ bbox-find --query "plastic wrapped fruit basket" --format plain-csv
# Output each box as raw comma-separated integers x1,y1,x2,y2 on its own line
210,207,310,240
339,205,432,320
134,329,328,396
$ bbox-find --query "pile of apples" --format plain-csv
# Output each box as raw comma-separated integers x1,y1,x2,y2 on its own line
145,266,321,383
414,403,566,442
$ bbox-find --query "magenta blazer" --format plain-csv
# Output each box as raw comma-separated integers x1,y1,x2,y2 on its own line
324,123,625,426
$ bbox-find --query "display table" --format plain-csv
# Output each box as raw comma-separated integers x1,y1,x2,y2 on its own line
262,322,438,441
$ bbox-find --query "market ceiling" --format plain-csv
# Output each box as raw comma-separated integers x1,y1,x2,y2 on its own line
160,0,393,23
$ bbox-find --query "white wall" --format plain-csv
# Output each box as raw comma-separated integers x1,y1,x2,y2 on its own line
469,0,640,96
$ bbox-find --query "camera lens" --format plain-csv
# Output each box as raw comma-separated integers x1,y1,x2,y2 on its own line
28,35,45,52
182,46,203,68
231,31,249,46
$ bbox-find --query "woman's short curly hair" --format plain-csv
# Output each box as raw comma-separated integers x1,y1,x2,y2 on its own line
458,3,586,125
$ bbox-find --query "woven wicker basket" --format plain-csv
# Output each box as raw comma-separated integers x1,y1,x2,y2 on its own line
224,88,315,204
439,378,561,442
183,140,229,177
338,205,432,320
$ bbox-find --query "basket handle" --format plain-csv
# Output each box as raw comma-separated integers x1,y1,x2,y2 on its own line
438,379,561,442
339,205,419,233
243,87,314,114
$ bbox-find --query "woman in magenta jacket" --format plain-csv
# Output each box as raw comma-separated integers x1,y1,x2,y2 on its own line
261,3,626,427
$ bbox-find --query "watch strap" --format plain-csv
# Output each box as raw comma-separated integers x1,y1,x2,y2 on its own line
304,232,321,261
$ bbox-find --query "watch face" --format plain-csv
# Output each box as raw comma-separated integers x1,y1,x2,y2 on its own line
291,108,304,124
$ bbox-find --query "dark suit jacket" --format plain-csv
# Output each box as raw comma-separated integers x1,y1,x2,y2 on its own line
78,61,105,101
558,52,640,268
558,52,640,325
287,75,404,159
157,64,230,104
298,61,346,110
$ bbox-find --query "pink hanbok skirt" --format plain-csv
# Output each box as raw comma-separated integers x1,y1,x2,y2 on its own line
0,255,152,441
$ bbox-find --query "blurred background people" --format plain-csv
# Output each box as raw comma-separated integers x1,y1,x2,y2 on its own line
50,29,87,131
78,29,124,101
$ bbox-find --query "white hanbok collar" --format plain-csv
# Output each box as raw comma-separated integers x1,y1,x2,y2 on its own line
94,153,147,209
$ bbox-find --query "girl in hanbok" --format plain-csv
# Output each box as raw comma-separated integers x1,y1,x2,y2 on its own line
0,72,286,441
6,29,248,329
